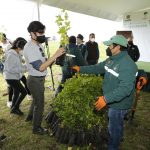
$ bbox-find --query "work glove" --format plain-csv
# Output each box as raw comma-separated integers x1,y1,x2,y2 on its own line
136,76,147,90
72,65,80,72
95,96,107,111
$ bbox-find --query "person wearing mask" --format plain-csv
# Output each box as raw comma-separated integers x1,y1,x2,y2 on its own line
85,33,99,65
76,34,87,62
55,35,86,97
72,35,138,150
23,21,65,135
3,37,27,115
127,35,140,62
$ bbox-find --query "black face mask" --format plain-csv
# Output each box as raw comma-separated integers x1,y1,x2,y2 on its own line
36,35,46,43
106,47,112,56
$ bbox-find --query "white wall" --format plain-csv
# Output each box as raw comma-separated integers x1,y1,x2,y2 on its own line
123,10,150,62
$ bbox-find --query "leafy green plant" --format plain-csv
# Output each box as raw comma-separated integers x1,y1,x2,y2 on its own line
0,32,4,57
55,9,71,46
53,74,106,131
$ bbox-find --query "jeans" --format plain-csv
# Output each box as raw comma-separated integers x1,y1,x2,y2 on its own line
108,108,128,150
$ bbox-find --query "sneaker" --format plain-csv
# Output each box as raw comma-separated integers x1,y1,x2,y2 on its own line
7,101,12,108
27,95,33,100
10,108,24,116
33,127,48,135
17,108,24,115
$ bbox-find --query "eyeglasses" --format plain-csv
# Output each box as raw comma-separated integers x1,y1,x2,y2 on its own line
39,48,45,57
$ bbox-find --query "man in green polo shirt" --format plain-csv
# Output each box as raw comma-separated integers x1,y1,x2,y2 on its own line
72,35,138,150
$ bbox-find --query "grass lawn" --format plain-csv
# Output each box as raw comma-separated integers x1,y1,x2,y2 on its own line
0,41,150,150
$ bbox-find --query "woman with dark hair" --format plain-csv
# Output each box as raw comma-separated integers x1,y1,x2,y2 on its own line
3,37,27,115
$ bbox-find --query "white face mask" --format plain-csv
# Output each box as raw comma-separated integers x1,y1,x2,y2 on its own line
90,38,95,42
19,50,23,56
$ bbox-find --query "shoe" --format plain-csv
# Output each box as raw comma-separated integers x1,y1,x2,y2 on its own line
25,115,33,122
0,134,7,142
7,101,12,108
17,108,24,115
27,95,33,100
33,127,48,135
10,108,24,116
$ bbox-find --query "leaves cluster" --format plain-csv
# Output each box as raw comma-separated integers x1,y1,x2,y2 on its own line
55,9,71,46
53,74,106,131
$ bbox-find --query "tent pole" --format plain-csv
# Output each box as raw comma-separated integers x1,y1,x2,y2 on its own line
37,1,41,21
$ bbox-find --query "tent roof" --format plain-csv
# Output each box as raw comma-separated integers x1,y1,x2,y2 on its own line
28,0,150,21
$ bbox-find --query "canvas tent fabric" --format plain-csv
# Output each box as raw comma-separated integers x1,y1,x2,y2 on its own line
27,0,150,62
27,0,150,21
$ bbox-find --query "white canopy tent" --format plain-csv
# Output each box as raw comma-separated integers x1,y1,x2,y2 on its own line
27,0,150,62
27,0,150,21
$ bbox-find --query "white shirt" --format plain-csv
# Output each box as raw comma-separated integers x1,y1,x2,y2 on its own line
23,41,47,76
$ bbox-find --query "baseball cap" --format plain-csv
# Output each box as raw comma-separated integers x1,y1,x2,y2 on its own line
77,34,84,41
103,35,128,47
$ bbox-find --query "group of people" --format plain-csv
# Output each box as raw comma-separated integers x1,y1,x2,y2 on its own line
0,20,142,149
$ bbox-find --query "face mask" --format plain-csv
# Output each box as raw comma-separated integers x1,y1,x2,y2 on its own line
19,50,23,56
106,47,112,56
36,35,46,43
90,38,95,42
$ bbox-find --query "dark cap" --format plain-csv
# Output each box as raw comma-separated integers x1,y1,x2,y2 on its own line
77,34,84,41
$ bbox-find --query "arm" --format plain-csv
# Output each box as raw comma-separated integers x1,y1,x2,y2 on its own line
81,45,87,59
104,67,137,104
26,47,64,72
80,61,105,74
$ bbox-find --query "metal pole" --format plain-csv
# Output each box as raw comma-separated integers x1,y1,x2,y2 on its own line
37,1,41,21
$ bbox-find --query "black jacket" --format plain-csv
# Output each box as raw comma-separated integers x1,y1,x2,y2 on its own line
85,41,99,64
127,44,140,62
77,44,87,61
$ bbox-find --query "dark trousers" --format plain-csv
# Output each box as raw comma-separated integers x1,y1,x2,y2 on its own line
6,79,27,110
55,73,72,97
7,75,31,102
27,76,45,130
20,75,31,95
8,85,13,102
